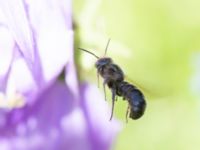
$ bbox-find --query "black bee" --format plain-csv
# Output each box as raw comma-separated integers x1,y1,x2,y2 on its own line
79,39,146,121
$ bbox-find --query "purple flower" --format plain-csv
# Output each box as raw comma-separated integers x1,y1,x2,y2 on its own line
0,0,120,150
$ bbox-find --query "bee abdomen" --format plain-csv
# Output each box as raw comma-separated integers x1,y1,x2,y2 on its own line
116,81,146,119
128,89,146,119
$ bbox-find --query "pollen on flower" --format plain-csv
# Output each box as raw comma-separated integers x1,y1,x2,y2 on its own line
0,92,26,109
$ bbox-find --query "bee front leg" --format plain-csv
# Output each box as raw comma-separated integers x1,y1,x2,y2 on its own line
103,79,108,101
97,71,100,88
109,88,116,121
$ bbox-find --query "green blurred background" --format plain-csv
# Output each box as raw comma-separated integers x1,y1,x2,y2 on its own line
73,0,200,149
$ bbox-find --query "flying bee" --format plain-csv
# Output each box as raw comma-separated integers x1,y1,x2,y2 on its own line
79,39,146,121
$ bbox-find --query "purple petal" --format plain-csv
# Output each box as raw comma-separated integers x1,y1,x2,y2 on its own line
0,81,120,150
0,26,14,91
26,0,73,83
80,83,120,150
0,0,73,88
0,0,35,68
6,50,38,98
0,0,73,101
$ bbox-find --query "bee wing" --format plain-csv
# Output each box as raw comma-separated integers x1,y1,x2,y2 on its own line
124,76,156,97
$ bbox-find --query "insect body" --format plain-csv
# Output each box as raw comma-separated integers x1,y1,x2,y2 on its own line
79,39,146,121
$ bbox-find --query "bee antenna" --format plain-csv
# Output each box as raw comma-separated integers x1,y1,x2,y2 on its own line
104,38,111,56
79,48,99,59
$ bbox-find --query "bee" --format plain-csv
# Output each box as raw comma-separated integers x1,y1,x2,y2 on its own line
79,39,146,121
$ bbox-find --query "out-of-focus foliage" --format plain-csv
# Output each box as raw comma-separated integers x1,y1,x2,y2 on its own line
74,0,200,150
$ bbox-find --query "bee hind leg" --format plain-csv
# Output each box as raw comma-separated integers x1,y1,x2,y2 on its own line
109,88,116,121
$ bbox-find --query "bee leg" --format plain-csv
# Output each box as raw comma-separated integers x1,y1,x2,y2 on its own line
103,80,107,101
126,105,130,123
109,88,116,121
97,72,100,88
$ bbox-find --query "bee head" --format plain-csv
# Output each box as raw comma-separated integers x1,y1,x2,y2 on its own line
95,57,112,69
79,38,112,69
